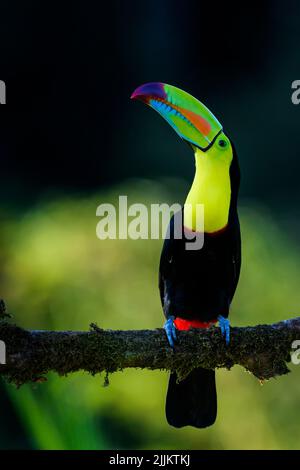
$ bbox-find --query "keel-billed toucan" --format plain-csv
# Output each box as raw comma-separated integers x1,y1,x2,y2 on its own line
131,82,241,428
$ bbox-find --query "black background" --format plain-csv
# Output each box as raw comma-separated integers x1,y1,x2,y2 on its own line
0,1,299,206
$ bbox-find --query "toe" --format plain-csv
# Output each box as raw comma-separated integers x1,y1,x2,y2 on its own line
218,315,231,345
166,327,174,348
164,317,177,348
172,323,177,341
225,325,230,345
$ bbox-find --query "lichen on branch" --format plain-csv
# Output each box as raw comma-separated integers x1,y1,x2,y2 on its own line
0,299,300,386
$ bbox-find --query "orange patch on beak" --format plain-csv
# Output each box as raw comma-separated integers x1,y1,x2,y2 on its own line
156,98,212,136
181,108,211,136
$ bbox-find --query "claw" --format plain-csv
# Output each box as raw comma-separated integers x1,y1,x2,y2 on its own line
218,315,230,345
164,316,177,348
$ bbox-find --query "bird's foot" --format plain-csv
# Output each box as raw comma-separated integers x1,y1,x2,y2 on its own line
164,316,177,348
218,315,230,345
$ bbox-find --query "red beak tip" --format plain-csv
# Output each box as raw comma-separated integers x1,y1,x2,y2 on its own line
130,90,140,100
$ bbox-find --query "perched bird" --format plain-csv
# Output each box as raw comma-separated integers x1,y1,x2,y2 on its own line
131,83,241,428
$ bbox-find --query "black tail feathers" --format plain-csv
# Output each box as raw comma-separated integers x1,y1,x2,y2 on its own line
166,367,217,428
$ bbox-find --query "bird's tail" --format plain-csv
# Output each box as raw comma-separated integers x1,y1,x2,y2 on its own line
166,367,217,428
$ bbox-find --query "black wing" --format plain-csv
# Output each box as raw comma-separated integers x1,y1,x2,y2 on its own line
228,212,241,303
159,212,241,320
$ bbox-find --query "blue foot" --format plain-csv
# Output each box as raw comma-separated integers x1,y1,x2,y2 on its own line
164,316,177,348
218,315,230,345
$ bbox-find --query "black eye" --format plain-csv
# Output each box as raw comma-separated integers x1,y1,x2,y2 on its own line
218,139,227,148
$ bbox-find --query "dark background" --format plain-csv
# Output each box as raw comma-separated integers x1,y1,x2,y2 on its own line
1,1,299,204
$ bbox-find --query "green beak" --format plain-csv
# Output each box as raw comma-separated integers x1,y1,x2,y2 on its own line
131,82,223,150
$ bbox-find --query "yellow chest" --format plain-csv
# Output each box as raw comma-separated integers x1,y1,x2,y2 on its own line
184,153,231,233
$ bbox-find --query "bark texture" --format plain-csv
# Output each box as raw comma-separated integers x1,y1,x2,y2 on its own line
0,298,299,386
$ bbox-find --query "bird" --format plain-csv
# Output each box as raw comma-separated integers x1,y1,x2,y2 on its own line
131,82,241,429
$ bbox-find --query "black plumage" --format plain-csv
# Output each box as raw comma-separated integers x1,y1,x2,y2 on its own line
159,142,241,428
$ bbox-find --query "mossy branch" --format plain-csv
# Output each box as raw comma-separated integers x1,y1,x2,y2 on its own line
0,298,300,386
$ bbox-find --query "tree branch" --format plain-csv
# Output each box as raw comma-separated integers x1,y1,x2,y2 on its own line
0,300,300,386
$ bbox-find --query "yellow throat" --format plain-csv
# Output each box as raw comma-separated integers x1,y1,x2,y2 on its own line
184,141,233,233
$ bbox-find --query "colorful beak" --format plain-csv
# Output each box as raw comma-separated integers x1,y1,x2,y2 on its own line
131,82,222,150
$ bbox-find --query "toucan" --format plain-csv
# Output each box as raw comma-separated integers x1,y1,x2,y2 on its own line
131,82,241,428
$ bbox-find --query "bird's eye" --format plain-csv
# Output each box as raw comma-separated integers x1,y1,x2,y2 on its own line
217,139,227,149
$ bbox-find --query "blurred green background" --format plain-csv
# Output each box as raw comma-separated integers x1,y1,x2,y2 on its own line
1,0,300,451
1,182,300,449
